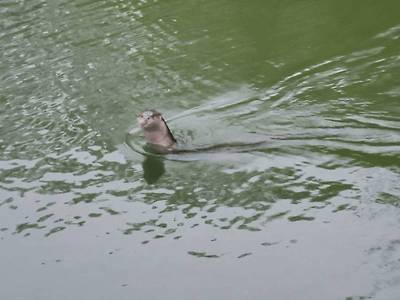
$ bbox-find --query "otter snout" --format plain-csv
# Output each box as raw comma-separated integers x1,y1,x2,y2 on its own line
137,115,147,128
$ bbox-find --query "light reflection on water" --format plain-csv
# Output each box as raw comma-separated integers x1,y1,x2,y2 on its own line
1,0,400,299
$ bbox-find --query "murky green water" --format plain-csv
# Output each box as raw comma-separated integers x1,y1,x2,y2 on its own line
1,0,400,299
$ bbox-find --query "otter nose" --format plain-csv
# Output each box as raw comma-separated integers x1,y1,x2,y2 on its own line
138,116,146,127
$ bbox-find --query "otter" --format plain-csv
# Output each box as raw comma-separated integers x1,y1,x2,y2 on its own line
137,110,177,152
136,110,285,155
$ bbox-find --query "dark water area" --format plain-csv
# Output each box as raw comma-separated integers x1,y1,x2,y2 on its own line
1,0,400,299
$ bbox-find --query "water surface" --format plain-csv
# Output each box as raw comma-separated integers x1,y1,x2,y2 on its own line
1,1,400,299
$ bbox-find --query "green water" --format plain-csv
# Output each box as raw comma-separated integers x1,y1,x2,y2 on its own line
1,0,400,299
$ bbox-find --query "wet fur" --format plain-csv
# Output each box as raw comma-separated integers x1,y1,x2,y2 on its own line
138,111,176,150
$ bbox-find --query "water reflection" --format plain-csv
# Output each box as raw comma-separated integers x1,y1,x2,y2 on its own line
142,155,165,184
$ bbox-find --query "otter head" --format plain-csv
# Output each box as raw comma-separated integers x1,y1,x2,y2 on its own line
137,110,163,131
137,110,177,149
